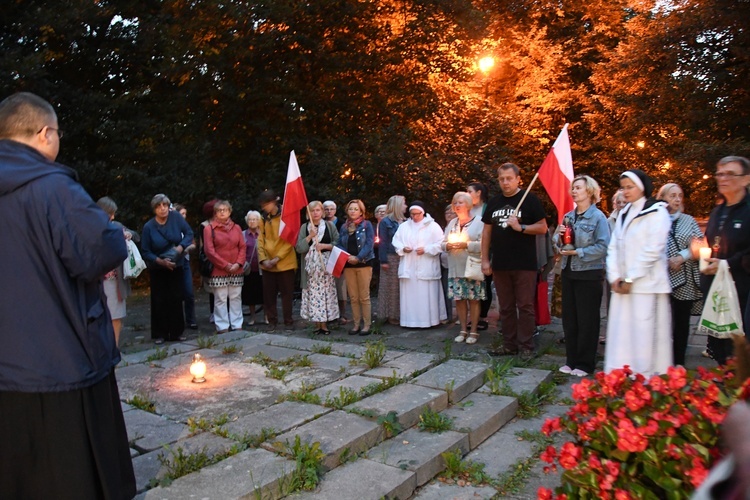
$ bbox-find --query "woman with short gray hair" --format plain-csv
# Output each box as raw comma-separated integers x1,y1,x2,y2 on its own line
242,210,265,324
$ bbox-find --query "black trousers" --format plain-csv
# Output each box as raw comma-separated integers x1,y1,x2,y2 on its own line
262,269,295,325
480,273,493,318
150,266,185,341
0,370,136,499
562,274,603,373
670,296,693,366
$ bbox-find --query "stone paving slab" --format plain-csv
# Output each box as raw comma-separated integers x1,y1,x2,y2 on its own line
477,367,552,397
465,428,534,479
345,383,448,429
242,344,309,362
223,401,332,439
411,359,488,403
367,427,470,486
292,458,416,500
413,482,498,499
362,351,440,380
139,447,295,499
310,375,382,400
441,392,518,449
133,432,235,493
265,410,383,471
148,348,223,370
307,352,367,375
325,342,368,358
124,409,190,452
265,335,324,352
184,329,252,345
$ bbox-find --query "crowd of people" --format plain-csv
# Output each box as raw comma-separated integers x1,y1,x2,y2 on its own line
4,90,750,498
106,157,750,381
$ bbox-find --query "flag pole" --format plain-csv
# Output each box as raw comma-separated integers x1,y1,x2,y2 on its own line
512,171,540,217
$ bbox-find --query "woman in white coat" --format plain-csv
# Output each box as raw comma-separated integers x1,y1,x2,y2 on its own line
605,169,672,376
393,201,446,327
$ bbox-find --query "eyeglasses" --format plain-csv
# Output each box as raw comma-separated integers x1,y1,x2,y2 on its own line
714,172,747,179
215,208,230,212
37,126,63,139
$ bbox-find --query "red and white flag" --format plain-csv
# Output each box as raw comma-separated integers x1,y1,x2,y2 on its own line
279,150,309,246
326,246,350,278
538,124,575,225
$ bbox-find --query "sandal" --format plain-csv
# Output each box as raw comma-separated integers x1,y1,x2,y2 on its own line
454,331,467,343
466,333,479,345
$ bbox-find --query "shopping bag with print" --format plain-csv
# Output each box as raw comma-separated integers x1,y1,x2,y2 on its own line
698,260,744,338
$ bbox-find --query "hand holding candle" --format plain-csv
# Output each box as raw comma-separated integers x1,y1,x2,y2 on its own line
699,247,712,272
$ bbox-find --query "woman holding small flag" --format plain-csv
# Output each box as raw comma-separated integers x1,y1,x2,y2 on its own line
296,201,340,334
336,199,376,336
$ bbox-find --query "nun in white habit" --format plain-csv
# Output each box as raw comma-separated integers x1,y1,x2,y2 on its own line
605,169,673,376
392,202,447,328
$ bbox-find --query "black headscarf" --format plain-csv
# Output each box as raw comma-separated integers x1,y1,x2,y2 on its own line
620,169,654,198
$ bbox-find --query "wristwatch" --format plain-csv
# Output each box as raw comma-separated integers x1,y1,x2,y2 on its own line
520,224,526,233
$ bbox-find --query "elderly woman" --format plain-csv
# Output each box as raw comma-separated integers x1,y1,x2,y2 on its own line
701,156,750,365
336,199,376,335
378,195,407,325
656,183,703,366
442,192,485,344
204,200,246,334
393,201,446,328
296,201,340,334
141,194,194,343
468,182,492,331
605,170,672,375
97,196,139,346
554,176,610,377
242,210,265,325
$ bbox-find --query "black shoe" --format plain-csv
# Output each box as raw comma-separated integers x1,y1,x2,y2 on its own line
320,329,330,335
349,328,361,335
476,320,489,331
358,329,371,336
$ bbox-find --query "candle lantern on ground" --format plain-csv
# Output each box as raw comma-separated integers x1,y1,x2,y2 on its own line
190,353,207,383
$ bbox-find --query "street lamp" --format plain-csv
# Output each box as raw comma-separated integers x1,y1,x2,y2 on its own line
479,56,495,74
478,56,495,98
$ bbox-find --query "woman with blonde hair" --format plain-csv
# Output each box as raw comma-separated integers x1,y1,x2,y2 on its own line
554,175,610,376
336,199,376,335
377,195,406,325
296,201,340,334
442,192,485,344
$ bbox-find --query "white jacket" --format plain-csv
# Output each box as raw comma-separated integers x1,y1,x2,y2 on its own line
606,198,671,294
393,214,443,280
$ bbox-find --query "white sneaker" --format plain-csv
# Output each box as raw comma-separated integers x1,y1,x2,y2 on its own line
558,365,572,374
571,369,589,377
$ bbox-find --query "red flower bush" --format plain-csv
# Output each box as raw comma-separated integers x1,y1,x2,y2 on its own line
538,362,750,499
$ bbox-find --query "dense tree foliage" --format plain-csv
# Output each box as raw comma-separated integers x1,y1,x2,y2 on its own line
1,0,748,228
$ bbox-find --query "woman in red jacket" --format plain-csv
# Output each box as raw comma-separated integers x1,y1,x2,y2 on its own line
204,200,246,333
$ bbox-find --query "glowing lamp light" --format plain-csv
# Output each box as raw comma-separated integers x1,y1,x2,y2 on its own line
478,56,495,74
190,353,207,383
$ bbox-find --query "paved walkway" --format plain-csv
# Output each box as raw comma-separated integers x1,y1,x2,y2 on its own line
118,289,713,499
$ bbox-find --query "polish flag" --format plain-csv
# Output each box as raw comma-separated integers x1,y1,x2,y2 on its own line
538,124,575,225
279,150,309,246
326,246,350,277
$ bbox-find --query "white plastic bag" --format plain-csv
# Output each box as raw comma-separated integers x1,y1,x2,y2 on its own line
698,260,744,338
123,239,147,279
464,255,484,282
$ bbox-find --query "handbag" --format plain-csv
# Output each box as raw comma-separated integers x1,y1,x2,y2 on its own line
123,239,146,279
464,255,484,282
198,224,215,277
698,260,744,339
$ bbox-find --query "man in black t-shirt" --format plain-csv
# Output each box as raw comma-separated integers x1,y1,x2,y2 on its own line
481,163,547,358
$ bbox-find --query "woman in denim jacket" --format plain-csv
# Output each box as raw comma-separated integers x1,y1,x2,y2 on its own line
553,175,610,376
336,199,376,335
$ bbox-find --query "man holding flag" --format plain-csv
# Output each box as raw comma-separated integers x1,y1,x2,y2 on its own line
481,163,547,359
257,151,309,330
